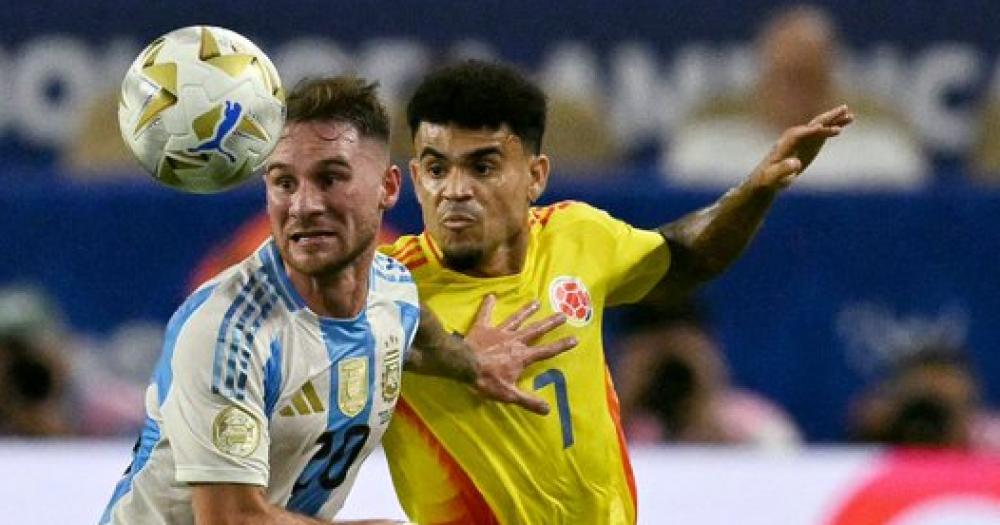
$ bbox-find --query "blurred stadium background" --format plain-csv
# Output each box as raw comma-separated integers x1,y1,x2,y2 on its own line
3,0,1000,522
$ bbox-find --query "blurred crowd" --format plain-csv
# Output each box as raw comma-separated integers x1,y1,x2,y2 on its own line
610,296,1000,451
0,286,157,437
53,4,1000,189
3,4,999,449
6,279,997,455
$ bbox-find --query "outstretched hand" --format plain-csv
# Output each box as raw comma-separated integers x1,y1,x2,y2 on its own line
749,104,854,190
464,295,577,415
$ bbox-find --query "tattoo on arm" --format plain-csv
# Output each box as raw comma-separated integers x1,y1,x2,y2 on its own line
653,180,778,298
404,307,477,382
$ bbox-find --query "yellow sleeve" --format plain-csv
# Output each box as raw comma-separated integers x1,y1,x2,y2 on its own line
555,202,670,306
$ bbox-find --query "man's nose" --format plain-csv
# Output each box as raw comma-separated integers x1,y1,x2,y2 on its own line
441,168,473,201
289,182,325,217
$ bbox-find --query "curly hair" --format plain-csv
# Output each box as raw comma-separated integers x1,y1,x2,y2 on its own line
406,60,547,153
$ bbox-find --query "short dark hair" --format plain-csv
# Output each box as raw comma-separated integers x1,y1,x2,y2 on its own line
285,76,390,143
407,60,547,153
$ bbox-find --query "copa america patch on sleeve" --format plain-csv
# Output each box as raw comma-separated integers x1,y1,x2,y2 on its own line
212,405,261,457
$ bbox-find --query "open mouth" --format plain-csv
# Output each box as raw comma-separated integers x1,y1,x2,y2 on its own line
290,231,336,242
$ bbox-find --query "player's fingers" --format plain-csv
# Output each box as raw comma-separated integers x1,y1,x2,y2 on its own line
772,107,849,159
799,126,842,141
516,312,567,342
831,111,855,127
507,387,551,415
809,104,849,126
768,123,820,160
523,336,578,365
499,300,541,331
474,294,497,325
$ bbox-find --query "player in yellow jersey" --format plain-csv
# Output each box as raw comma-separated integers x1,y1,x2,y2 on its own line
381,60,853,524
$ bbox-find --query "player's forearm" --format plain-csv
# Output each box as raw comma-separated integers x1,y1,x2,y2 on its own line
404,307,478,382
656,179,778,291
242,509,400,525
269,510,334,525
191,484,332,525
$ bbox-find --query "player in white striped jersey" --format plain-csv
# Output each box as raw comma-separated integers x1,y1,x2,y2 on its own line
100,76,575,525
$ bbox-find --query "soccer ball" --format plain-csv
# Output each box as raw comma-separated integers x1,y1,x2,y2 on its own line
118,26,285,193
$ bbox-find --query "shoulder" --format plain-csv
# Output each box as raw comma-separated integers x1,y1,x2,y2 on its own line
531,200,626,237
173,254,290,343
372,252,416,285
167,267,290,386
371,252,419,303
170,279,235,334
379,234,422,260
379,234,431,273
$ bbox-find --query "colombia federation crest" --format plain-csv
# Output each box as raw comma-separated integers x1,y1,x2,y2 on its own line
548,276,594,327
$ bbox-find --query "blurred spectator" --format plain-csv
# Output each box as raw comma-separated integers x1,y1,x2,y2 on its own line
71,322,158,436
0,285,153,437
969,95,1000,184
538,43,624,172
389,100,416,165
59,90,141,179
614,301,801,449
663,4,927,191
543,95,623,173
0,286,73,436
849,343,1000,450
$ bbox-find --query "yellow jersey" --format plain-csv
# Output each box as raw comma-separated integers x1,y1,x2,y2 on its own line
380,201,670,525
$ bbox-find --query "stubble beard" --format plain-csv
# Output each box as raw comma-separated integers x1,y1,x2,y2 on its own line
442,245,485,273
285,225,378,279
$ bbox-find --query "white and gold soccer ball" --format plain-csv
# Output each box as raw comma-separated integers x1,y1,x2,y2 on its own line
119,26,285,193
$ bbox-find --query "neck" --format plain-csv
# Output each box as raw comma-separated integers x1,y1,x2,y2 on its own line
287,246,374,318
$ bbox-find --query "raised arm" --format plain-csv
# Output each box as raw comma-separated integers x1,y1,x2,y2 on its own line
647,105,854,300
405,295,578,415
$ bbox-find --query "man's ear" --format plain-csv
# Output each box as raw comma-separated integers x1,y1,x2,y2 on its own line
380,164,402,210
527,154,550,203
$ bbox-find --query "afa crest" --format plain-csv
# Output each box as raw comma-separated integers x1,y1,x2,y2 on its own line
338,357,369,417
381,334,402,404
549,276,594,327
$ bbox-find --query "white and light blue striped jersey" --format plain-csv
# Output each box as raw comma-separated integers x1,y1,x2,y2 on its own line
100,239,420,524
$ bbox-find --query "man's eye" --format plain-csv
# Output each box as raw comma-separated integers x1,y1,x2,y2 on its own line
474,162,495,176
427,164,446,178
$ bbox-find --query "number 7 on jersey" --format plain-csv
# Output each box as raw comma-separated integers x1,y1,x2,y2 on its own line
533,369,574,449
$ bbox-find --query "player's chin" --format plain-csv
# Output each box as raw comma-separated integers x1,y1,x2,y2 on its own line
288,256,344,277
437,224,482,246
287,248,347,275
441,243,486,272
439,232,480,253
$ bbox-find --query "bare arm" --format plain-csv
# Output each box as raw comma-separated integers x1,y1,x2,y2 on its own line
405,295,578,415
404,307,479,383
191,484,407,524
647,105,854,300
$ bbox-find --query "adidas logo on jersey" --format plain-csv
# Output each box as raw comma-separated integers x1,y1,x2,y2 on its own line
278,380,325,416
